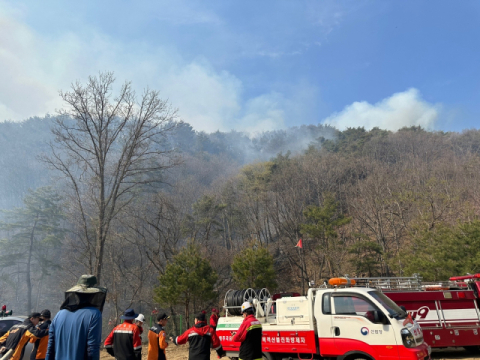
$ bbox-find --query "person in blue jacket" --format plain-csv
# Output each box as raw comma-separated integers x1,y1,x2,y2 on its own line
45,275,107,360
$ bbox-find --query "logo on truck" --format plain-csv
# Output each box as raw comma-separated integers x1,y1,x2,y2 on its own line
361,327,369,336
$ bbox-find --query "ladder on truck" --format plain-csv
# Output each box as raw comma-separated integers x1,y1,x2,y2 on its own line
349,274,473,291
350,274,423,290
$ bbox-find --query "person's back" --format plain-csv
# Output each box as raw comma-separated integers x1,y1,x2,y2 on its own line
232,303,262,360
104,309,142,360
184,322,215,360
235,314,262,360
47,307,102,360
172,313,224,360
45,274,106,360
209,309,219,329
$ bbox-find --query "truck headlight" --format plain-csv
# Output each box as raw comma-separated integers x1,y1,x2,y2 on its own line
401,328,415,348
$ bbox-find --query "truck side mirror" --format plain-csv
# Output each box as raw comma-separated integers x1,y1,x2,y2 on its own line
373,310,389,325
399,305,414,319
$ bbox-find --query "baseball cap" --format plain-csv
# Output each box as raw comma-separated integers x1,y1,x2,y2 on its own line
29,312,41,319
40,309,51,318
157,312,170,321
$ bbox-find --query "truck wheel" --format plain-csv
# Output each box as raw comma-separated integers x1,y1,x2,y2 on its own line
262,352,276,360
343,354,373,360
464,346,480,354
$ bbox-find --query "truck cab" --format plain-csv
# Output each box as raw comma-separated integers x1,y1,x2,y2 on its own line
217,286,430,360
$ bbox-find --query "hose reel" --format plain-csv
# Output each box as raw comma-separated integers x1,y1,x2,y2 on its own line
224,288,271,316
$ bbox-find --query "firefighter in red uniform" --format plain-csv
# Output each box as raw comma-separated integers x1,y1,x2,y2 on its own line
171,313,225,360
210,308,219,329
135,314,145,335
104,309,142,360
232,302,262,360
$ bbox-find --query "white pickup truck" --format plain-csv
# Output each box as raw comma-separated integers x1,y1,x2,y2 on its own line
217,285,430,360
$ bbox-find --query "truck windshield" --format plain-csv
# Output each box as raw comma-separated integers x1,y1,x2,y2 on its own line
368,290,407,319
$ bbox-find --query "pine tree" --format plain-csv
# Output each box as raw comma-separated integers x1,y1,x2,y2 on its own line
154,243,218,328
231,241,277,289
0,187,64,313
301,193,351,277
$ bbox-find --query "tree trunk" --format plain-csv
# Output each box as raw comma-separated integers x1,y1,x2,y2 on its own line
185,298,190,329
170,306,178,335
94,235,106,284
26,218,38,313
94,211,107,284
95,163,106,284
35,276,43,310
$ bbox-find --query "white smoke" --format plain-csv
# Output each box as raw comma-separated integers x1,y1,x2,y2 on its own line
0,2,307,134
323,88,440,131
238,92,286,134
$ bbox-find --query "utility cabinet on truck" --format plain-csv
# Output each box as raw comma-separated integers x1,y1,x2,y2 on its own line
217,285,429,360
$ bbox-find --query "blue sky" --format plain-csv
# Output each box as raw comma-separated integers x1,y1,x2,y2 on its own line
1,0,479,132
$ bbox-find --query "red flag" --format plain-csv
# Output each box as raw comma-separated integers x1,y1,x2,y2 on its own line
403,313,414,326
295,239,303,248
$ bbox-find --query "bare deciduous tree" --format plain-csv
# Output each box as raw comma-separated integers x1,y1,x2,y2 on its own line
43,72,180,284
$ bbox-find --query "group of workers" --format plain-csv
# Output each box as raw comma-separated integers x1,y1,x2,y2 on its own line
0,275,263,360
105,309,225,360
0,310,51,360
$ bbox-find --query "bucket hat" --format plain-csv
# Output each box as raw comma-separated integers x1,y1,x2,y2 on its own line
66,275,107,294
121,308,138,320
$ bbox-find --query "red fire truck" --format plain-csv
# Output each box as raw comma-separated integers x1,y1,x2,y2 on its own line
352,274,480,353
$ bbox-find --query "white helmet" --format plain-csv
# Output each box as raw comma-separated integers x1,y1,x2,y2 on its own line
135,314,145,322
241,301,253,313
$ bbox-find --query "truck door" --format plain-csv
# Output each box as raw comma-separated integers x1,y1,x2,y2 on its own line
314,291,338,357
331,292,399,360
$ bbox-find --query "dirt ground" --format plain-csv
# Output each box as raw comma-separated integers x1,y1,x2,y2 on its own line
100,345,219,360
99,346,480,360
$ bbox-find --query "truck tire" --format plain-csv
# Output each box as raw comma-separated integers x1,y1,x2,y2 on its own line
342,353,373,360
262,352,276,360
464,346,480,354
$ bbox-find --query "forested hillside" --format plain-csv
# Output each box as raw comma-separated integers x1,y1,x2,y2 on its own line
0,116,335,209
2,112,480,331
